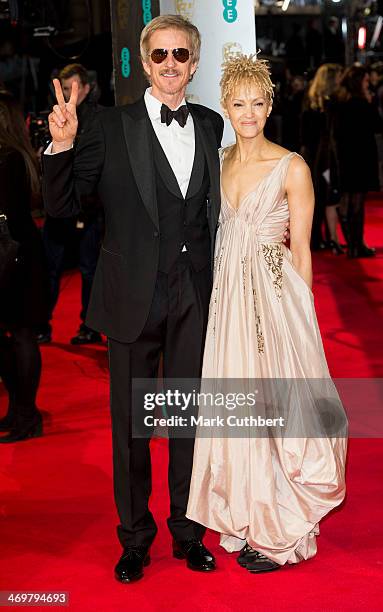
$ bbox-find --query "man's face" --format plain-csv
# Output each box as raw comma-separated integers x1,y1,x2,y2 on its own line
142,28,198,101
61,75,90,105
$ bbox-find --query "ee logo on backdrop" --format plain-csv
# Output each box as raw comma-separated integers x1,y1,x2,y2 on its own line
121,47,131,78
142,0,152,25
222,0,238,23
119,1,152,80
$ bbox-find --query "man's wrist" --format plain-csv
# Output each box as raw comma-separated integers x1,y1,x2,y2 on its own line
52,140,74,153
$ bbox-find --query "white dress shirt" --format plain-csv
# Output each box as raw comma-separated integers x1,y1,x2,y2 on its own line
144,88,195,199
44,142,72,155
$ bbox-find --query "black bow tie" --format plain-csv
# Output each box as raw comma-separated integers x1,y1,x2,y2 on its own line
160,103,189,128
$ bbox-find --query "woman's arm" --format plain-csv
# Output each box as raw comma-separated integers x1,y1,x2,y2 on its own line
285,156,315,290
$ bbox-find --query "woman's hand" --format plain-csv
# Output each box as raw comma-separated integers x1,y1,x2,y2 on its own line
283,221,290,243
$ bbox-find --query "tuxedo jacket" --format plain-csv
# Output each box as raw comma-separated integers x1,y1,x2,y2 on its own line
42,97,224,342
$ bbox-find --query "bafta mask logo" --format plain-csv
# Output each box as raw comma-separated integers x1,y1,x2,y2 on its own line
186,93,200,104
222,42,243,62
117,0,129,29
175,0,195,21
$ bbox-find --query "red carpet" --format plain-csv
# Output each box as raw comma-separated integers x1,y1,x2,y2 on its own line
1,200,383,611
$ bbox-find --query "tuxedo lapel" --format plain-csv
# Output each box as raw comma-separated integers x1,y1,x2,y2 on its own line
121,99,159,229
150,128,184,199
185,127,205,199
188,105,221,229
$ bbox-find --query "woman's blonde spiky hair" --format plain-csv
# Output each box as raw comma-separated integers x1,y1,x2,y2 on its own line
220,53,274,107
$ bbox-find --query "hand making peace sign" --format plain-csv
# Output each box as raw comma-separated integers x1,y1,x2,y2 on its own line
48,78,79,151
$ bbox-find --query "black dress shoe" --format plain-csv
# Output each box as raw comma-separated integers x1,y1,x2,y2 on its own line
237,543,260,567
70,328,102,345
115,545,150,583
173,539,216,572
36,331,52,344
348,245,376,259
0,413,16,432
359,244,376,257
0,415,42,443
311,240,327,252
328,240,345,255
246,551,281,573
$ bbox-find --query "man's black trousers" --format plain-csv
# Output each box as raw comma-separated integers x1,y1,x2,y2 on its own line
108,254,212,548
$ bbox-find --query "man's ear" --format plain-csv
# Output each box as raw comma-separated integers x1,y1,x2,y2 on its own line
84,83,91,96
142,58,151,79
190,62,198,77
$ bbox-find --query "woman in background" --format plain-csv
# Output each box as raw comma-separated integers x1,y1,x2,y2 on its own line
0,91,48,443
301,63,344,254
335,65,381,258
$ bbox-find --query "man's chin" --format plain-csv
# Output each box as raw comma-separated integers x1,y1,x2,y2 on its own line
152,80,186,99
161,77,183,91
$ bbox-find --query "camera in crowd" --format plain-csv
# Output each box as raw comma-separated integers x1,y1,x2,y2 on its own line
28,111,51,151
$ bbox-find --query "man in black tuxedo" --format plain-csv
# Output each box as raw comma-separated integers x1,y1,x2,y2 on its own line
43,15,223,582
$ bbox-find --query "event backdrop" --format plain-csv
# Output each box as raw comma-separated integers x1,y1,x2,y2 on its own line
109,1,256,143
110,0,160,104
159,0,256,144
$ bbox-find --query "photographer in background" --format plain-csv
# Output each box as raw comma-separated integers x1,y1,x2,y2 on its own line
0,91,48,443
37,64,103,345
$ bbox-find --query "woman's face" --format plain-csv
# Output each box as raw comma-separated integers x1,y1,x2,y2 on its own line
224,83,271,140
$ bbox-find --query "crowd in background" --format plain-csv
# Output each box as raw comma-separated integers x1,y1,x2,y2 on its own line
277,60,383,258
0,63,104,443
0,25,383,442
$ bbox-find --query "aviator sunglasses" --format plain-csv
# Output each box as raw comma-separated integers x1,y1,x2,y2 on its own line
149,48,191,64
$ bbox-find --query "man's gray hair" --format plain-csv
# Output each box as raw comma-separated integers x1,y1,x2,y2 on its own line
140,14,201,64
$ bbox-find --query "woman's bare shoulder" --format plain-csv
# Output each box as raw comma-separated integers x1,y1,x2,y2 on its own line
286,154,313,191
266,142,291,161
288,153,310,174
220,143,235,159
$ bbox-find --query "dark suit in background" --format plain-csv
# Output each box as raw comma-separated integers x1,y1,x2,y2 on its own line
40,95,104,343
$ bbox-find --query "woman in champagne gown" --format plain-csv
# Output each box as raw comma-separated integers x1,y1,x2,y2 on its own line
186,55,347,572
